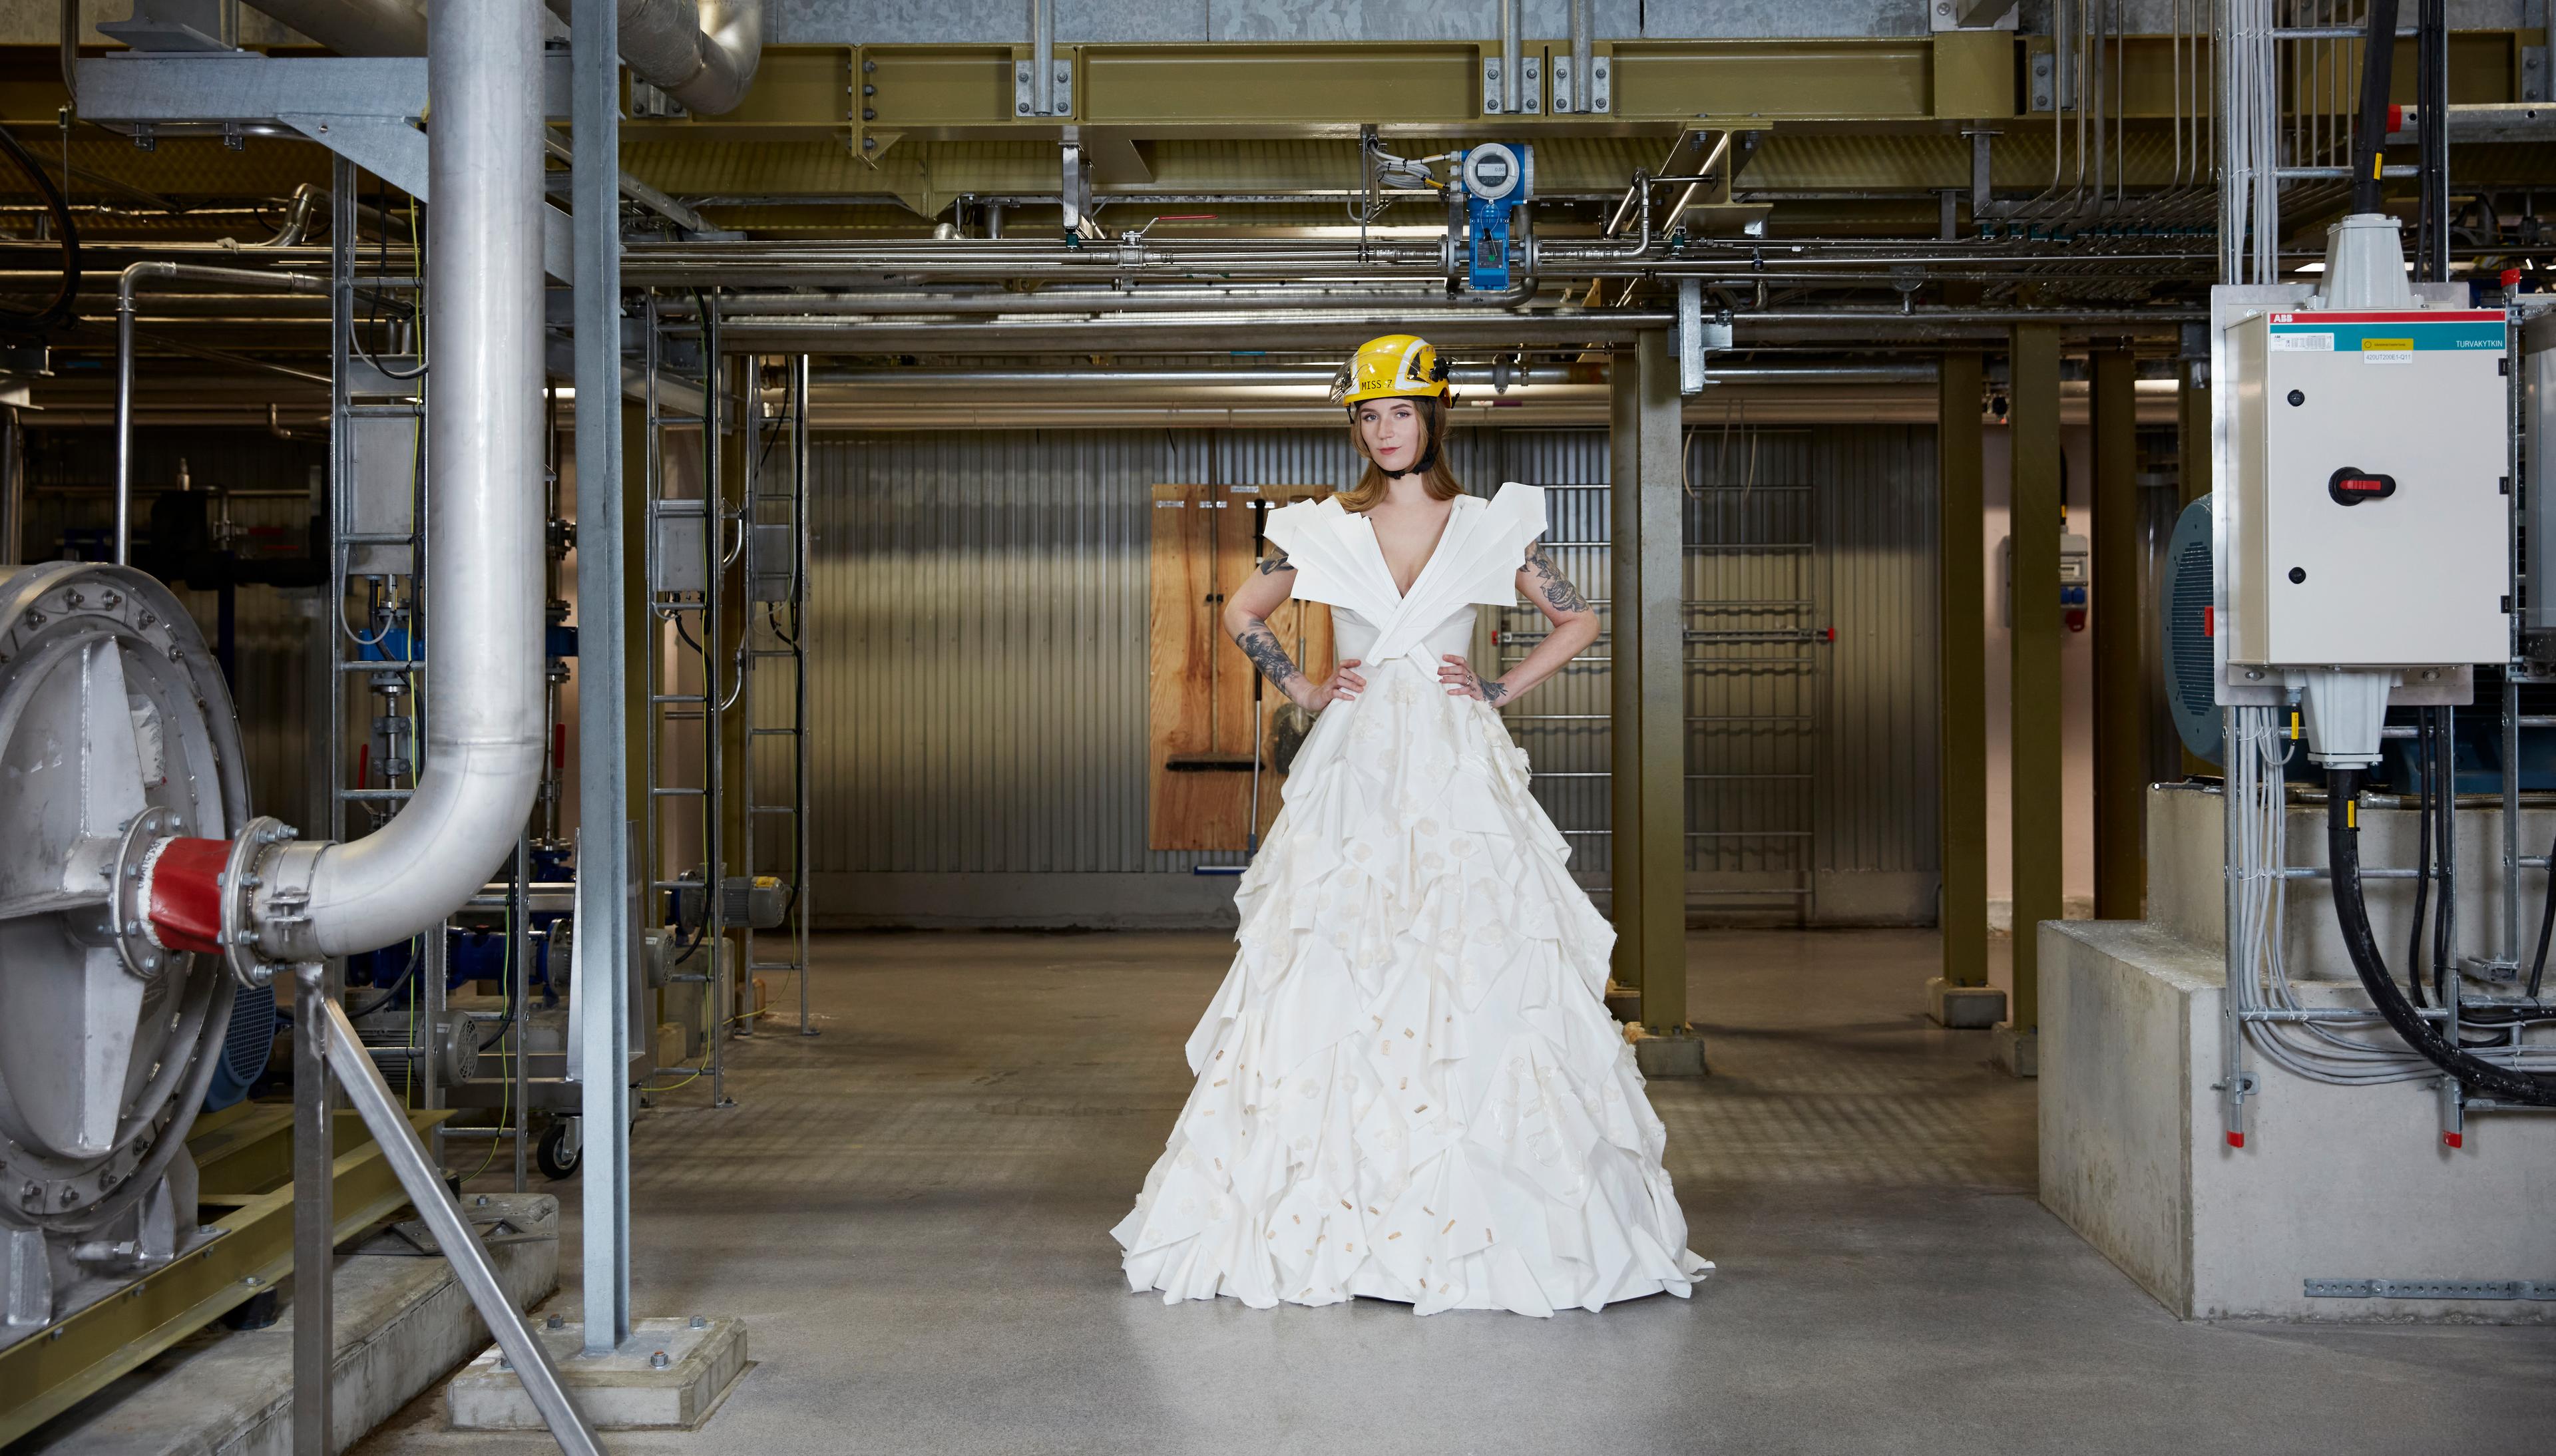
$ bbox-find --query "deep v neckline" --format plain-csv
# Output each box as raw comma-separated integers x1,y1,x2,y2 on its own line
1356,501,1460,602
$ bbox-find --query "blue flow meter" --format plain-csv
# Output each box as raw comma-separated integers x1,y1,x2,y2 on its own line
1457,142,1533,291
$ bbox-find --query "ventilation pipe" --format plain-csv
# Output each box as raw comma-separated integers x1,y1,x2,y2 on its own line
146,0,546,966
238,0,763,116
548,0,763,116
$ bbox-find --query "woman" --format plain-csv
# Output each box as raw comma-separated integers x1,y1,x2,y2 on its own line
1110,335,1711,1316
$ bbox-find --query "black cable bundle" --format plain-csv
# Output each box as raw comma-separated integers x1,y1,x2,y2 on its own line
0,124,81,337
2326,767,2556,1106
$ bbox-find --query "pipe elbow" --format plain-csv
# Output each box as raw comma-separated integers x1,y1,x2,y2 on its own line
253,739,546,962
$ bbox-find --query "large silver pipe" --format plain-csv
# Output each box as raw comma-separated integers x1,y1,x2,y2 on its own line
246,0,546,963
544,0,763,115
113,262,329,564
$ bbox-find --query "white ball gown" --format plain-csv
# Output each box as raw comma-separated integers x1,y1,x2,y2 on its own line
1112,480,1713,1316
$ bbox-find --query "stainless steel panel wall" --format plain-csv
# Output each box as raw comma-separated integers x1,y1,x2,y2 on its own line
805,425,1942,922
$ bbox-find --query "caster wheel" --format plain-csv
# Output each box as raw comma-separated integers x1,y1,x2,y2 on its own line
536,1119,582,1181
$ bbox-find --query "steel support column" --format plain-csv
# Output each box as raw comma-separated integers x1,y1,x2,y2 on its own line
1609,330,1689,1045
570,0,632,1358
2005,321,2064,1070
2091,345,2144,920
290,965,332,1456
1936,352,1992,990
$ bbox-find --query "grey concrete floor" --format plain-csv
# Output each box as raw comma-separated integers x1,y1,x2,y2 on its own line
356,928,2556,1455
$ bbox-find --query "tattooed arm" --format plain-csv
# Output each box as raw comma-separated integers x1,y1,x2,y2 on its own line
1222,546,1365,711
1450,536,1599,707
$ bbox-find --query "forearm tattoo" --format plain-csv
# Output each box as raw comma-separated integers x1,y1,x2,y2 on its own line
1525,540,1590,613
1482,677,1510,704
1256,548,1294,576
1231,616,1302,689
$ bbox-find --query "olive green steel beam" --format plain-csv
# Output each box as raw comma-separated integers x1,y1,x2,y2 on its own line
1938,351,1990,989
0,1105,453,1446
1610,329,1689,1040
2014,31,2533,118
2091,345,2145,920
2008,321,2064,1055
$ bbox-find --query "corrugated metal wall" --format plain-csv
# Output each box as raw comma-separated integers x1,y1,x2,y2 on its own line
804,424,1942,925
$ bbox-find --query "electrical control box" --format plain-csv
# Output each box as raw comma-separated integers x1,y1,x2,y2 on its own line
2226,309,2509,667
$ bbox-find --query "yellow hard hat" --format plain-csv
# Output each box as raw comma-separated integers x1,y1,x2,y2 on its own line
1331,334,1449,407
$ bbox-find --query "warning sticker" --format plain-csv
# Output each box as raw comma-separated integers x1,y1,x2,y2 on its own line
2361,337,2414,365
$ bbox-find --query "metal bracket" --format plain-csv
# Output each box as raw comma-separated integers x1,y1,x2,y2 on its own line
1060,137,1097,234
1675,279,1729,396
2437,1076,2467,1148
2028,51,2055,113
1482,55,1541,115
1015,57,1074,118
1550,52,1610,114
2525,47,2550,104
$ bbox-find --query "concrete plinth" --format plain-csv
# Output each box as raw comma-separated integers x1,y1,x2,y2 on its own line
1926,977,2007,1029
1991,1025,2037,1077
447,1316,747,1431
21,1194,557,1455
1631,1029,1707,1078
2039,785,2556,1322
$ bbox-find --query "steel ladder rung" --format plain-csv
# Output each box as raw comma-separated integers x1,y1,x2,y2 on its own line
748,805,794,815
650,786,707,797
652,694,708,704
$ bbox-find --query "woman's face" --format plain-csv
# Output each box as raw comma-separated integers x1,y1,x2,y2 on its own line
1357,397,1425,472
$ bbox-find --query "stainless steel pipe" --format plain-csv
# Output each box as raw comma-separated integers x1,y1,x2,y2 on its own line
246,0,547,962
113,262,328,564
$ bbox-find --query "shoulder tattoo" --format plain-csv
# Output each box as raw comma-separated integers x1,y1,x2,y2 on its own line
1524,539,1589,613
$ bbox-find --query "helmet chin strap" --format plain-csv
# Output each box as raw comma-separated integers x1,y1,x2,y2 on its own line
1380,437,1438,480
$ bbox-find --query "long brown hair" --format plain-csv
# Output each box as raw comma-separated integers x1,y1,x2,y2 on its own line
1339,395,1464,512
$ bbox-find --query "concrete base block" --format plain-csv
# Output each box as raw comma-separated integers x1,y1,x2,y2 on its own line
22,1195,557,1455
1926,977,2007,1029
2043,912,2556,1322
1991,1025,2038,1078
448,1316,747,1431
1631,1030,1708,1079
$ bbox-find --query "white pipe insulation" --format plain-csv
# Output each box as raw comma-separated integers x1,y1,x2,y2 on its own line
240,0,548,962
238,0,764,116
